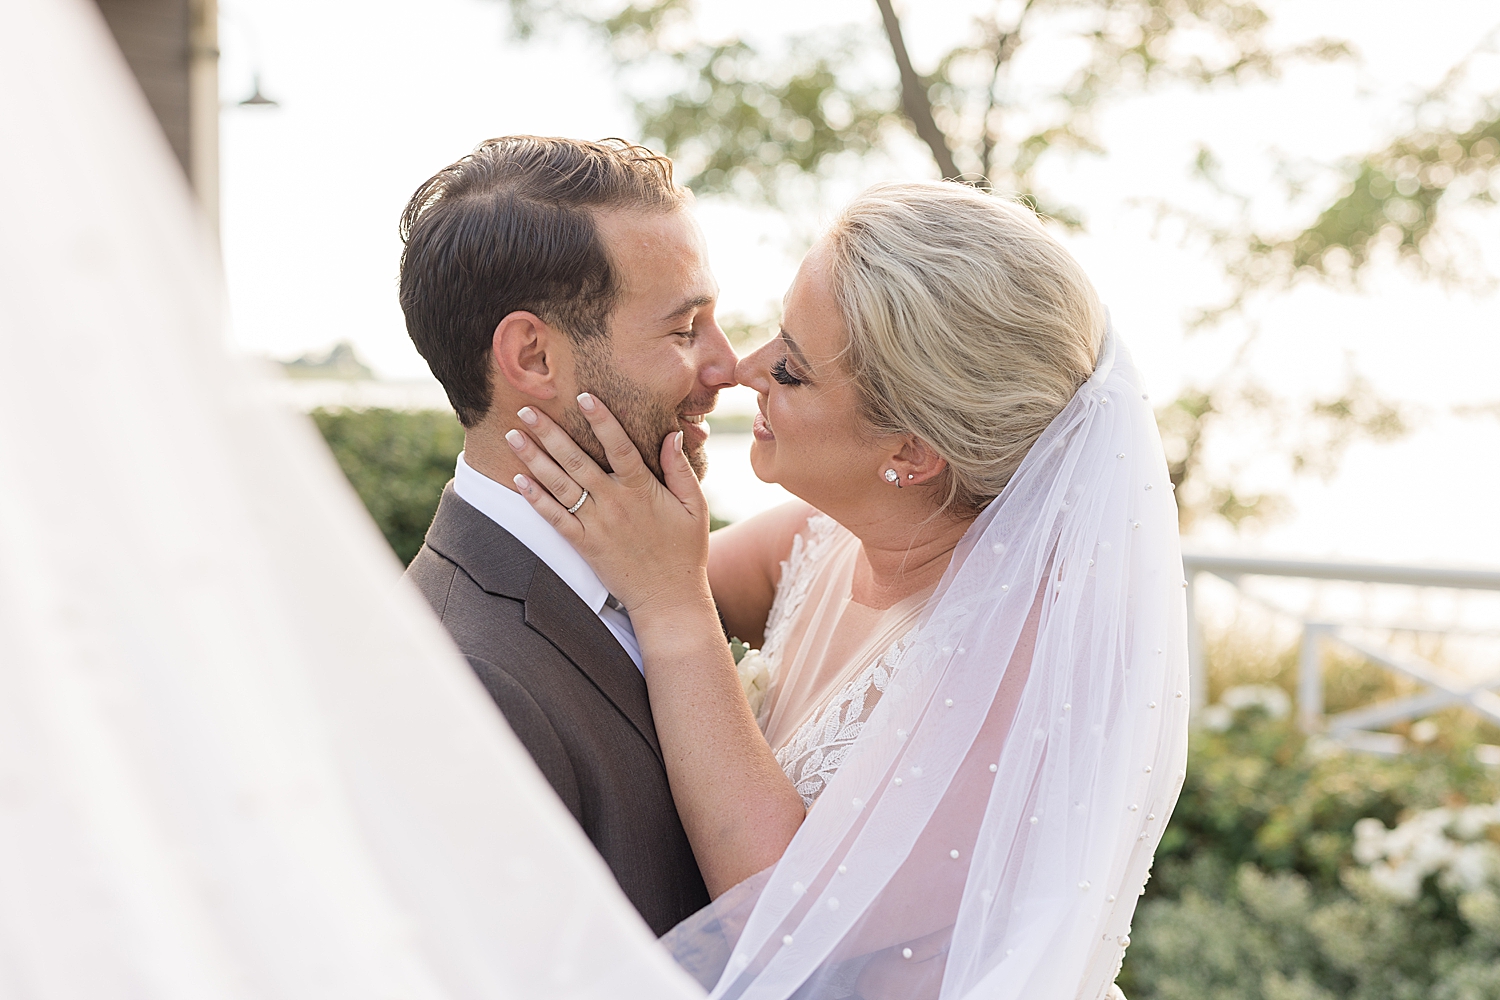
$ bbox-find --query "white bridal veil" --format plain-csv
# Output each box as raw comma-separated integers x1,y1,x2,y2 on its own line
665,331,1190,1000
0,2,699,998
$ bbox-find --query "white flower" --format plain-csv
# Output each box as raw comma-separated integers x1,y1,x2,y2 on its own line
1199,685,1290,732
1219,685,1290,720
1352,817,1389,865
1449,843,1499,894
737,648,770,717
1453,803,1500,840
1355,802,1500,901
1201,704,1233,732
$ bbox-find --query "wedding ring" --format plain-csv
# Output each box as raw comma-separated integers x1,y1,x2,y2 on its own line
565,489,589,515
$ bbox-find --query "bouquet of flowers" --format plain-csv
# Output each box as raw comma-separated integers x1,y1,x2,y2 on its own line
729,637,770,718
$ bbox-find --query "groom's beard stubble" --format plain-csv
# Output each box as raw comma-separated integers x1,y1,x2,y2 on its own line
566,345,711,482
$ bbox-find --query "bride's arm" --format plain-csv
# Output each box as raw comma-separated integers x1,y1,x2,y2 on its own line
708,500,814,649
507,397,806,897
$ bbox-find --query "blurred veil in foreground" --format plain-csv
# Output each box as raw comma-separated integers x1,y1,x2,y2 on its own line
0,2,702,997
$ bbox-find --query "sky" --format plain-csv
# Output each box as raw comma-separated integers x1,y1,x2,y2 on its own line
217,0,1500,568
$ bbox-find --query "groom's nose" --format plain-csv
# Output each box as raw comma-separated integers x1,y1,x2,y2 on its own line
695,319,739,391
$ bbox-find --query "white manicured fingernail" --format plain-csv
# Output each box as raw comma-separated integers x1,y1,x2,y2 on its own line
675,431,684,453
513,474,531,491
577,392,595,411
517,407,538,425
505,429,525,450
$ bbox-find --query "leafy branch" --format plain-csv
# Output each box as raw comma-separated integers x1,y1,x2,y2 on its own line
1180,29,1500,319
1159,369,1412,531
498,0,1347,221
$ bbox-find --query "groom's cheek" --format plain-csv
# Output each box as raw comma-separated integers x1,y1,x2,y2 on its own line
559,408,612,471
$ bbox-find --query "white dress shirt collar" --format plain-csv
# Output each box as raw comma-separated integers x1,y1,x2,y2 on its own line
453,452,611,615
453,454,643,673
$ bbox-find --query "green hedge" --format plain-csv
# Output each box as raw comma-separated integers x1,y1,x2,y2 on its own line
1120,701,1500,1000
311,407,464,565
313,406,729,563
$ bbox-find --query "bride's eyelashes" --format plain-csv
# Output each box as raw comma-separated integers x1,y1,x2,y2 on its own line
770,357,804,387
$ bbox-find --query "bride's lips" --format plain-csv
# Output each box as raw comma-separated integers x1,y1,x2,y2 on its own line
752,410,774,442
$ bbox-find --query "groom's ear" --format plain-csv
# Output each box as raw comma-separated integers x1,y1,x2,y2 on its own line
492,310,565,401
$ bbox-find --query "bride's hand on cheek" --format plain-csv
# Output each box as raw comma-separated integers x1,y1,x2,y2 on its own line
508,394,712,616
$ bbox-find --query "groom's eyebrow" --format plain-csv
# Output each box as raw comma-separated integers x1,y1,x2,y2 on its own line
659,294,714,325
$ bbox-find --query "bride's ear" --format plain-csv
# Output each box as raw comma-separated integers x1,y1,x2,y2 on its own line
889,436,947,486
493,310,563,400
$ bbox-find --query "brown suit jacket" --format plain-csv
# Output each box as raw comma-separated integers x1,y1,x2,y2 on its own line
405,484,710,935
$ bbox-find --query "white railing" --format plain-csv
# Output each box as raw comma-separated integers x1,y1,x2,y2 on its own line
1183,553,1500,750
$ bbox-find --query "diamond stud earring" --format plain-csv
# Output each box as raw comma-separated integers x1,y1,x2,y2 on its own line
884,469,900,484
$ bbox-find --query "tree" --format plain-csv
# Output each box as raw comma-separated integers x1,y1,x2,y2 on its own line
1196,32,1500,309
500,2,1497,530
1151,34,1497,529
506,0,1346,223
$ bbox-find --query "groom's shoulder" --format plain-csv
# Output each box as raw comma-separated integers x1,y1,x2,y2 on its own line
405,542,464,618
404,483,537,615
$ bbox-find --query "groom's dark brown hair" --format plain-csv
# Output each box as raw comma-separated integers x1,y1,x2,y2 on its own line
398,136,687,427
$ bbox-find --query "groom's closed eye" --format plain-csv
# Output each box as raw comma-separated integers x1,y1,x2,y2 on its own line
660,294,715,336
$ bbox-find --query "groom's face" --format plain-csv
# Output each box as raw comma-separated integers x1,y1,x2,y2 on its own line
563,207,736,479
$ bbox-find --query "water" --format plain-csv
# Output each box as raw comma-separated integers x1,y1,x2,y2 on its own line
701,432,794,524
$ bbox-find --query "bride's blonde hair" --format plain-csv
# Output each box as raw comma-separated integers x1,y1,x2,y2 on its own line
825,181,1106,516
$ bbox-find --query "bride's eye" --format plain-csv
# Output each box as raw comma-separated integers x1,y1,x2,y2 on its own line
770,357,804,386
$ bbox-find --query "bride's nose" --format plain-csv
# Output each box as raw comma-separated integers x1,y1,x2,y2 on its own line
735,338,776,393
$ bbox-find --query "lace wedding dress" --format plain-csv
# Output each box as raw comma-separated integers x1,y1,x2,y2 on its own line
758,514,930,808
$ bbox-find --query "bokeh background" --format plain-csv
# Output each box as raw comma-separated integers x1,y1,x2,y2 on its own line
111,0,1500,994
217,0,1500,563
